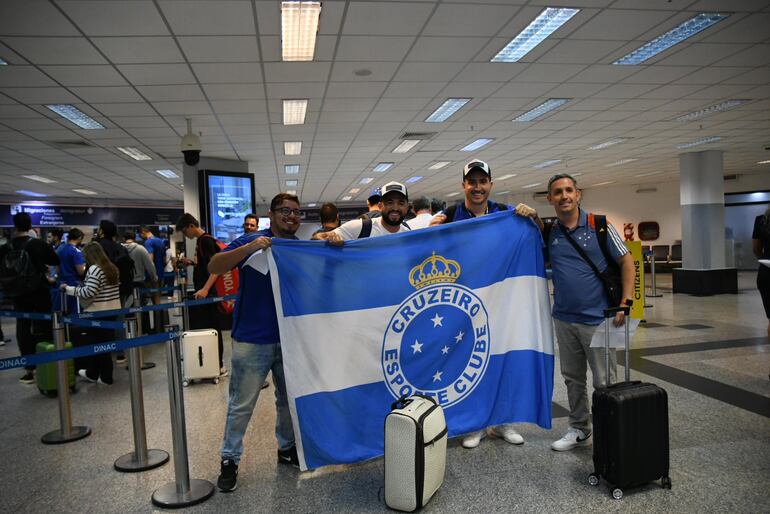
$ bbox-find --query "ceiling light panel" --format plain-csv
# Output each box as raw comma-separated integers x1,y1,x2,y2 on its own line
17,190,47,197
588,138,629,150
447,192,460,197
429,161,451,170
373,162,394,172
349,188,361,194
496,174,517,181
341,195,352,201
155,169,179,179
46,104,104,130
406,176,422,184
283,99,308,125
284,141,302,155
491,8,580,63
614,13,729,65
359,177,374,184
592,181,616,187
285,164,300,174
676,136,722,149
22,175,57,184
461,138,494,152
286,180,298,187
281,1,322,62
758,160,770,165
425,98,471,123
116,147,151,161
605,158,637,167
392,140,420,153
286,189,297,195
533,159,561,169
73,188,98,195
675,99,751,122
522,183,542,189
0,57,7,65
513,99,570,122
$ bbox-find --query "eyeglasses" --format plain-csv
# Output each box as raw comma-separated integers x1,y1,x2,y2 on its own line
274,207,301,217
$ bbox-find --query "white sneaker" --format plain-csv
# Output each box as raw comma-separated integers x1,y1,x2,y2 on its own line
489,424,524,445
551,427,591,452
461,430,486,449
78,369,97,383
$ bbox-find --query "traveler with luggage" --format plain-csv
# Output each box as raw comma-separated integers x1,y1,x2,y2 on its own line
752,206,770,340
122,231,158,307
540,173,635,451
61,242,122,385
0,212,59,384
207,193,302,492
55,228,86,314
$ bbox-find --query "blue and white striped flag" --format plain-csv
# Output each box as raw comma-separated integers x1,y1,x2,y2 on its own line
267,211,554,470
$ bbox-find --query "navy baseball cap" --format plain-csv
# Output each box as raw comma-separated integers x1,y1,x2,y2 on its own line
368,187,382,201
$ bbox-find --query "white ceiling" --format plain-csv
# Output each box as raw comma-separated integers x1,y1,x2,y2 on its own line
0,0,768,206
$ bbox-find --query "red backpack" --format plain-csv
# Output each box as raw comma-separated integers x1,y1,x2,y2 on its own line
198,234,239,315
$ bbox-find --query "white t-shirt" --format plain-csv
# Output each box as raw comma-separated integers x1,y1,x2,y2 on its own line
333,217,410,240
406,212,433,230
164,248,174,273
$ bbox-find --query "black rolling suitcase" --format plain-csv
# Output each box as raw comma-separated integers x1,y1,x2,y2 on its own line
589,307,671,500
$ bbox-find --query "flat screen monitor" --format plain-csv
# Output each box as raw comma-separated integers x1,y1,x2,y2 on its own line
202,170,256,244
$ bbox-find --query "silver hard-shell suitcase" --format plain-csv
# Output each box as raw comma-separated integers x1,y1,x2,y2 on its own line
384,395,447,512
181,329,220,386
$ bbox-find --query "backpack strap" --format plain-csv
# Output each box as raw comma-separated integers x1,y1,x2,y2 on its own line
592,214,620,271
443,203,459,223
358,217,373,238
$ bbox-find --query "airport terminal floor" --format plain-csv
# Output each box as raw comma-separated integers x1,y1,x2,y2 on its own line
0,273,768,514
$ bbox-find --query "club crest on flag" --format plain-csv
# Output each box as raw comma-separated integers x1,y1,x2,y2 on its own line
381,252,491,407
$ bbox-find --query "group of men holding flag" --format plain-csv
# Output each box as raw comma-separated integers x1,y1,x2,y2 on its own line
196,159,634,491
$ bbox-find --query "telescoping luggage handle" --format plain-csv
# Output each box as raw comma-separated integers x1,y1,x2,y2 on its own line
390,393,438,411
603,307,631,387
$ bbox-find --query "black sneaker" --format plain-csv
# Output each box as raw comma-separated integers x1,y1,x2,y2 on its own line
217,459,238,492
19,371,35,384
277,446,300,468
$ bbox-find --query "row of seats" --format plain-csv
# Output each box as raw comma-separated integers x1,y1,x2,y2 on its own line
647,244,682,264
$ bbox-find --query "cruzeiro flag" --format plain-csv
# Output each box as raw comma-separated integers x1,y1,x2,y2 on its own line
267,211,554,470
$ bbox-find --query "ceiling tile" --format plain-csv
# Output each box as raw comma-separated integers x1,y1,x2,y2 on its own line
159,0,256,36
117,64,196,85
263,62,331,83
342,2,434,36
0,0,79,36
136,84,205,102
0,66,57,87
336,36,415,61
330,62,400,83
201,83,265,100
178,36,260,63
92,37,185,64
569,9,674,40
422,3,518,37
0,87,80,104
41,65,127,87
1,37,107,65
191,63,263,84
407,37,489,62
59,0,169,36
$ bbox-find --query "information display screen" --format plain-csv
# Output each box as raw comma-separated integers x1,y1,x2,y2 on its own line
205,171,255,244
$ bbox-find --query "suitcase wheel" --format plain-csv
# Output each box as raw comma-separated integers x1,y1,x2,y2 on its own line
183,380,190,387
661,477,672,489
611,488,623,500
587,474,600,487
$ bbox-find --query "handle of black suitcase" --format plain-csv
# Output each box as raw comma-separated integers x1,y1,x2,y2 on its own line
603,306,631,387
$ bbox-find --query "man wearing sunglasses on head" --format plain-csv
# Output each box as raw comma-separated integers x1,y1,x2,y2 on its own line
207,193,303,491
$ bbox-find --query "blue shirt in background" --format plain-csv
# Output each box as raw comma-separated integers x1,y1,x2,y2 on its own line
144,236,166,280
548,209,627,325
448,200,510,222
56,243,84,286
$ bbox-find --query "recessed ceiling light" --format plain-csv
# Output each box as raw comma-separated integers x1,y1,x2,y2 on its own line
116,146,151,161
22,175,57,184
341,195,352,201
16,190,47,197
46,104,104,130
592,181,616,187
533,159,561,169
359,177,374,184
406,176,422,184
349,188,361,194
72,188,98,195
614,13,729,65
461,138,494,152
676,136,721,149
429,161,451,170
285,164,300,174
675,99,751,122
374,162,394,172
286,189,297,195
758,160,770,165
308,202,317,207
354,68,372,76
495,190,510,195
496,174,517,181
0,57,7,65
492,7,580,63
447,192,460,197
605,158,638,167
155,169,179,179
522,183,542,189
588,138,629,151
281,1,321,62
392,140,420,153
283,99,308,125
284,141,302,155
514,99,570,122
636,171,664,177
286,180,298,187
425,98,471,123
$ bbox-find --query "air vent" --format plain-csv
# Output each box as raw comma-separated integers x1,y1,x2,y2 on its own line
723,174,739,181
400,132,437,140
49,140,94,149
533,191,548,199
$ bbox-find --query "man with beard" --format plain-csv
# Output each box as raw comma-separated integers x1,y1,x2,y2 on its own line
312,182,410,244
208,193,302,491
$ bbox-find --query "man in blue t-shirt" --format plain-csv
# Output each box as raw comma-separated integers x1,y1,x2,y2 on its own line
55,227,85,313
140,226,166,281
429,160,542,450
542,173,634,452
208,193,302,492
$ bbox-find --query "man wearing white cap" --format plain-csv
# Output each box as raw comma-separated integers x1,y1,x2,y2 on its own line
312,181,411,244
431,160,542,449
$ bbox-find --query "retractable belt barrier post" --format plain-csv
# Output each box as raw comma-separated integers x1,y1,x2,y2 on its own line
647,252,662,299
177,274,190,332
41,311,92,445
132,288,156,370
151,324,214,508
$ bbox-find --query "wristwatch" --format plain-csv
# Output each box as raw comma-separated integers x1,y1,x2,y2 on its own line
622,298,634,307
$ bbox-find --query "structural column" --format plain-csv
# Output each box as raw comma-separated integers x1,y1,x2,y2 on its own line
673,150,737,295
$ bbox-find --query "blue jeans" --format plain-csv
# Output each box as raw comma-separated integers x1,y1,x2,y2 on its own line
220,340,294,464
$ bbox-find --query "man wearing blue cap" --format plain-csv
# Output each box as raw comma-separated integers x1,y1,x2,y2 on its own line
358,187,382,220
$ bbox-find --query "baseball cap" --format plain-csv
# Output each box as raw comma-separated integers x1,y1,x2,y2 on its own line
463,160,491,179
368,187,382,201
380,181,408,201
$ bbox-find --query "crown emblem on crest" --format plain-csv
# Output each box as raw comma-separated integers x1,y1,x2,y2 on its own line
409,252,461,289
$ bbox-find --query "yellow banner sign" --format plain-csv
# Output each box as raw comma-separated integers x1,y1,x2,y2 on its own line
625,240,644,319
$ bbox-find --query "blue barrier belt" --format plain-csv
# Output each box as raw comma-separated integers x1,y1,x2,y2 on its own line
62,316,125,330
137,286,178,294
0,331,178,371
71,294,237,319
0,310,53,321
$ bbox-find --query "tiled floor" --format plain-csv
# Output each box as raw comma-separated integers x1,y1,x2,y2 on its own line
0,272,768,513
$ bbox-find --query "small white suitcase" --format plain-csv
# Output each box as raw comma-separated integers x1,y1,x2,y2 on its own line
181,329,220,386
384,395,447,512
